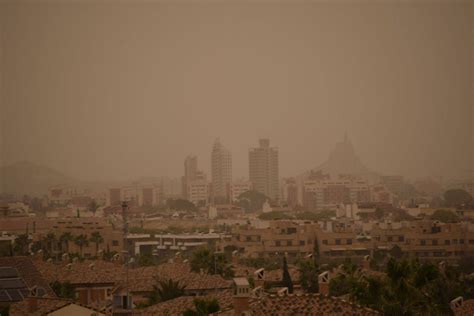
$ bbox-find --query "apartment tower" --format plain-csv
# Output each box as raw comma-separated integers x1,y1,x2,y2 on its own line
211,138,232,203
249,138,279,201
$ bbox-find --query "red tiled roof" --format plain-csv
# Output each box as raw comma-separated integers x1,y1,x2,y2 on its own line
250,294,379,315
34,259,119,285
10,297,71,316
121,263,231,293
136,289,233,316
454,298,474,316
217,293,379,316
35,260,230,292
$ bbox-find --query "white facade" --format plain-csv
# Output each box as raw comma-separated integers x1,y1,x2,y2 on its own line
230,180,252,202
187,179,208,206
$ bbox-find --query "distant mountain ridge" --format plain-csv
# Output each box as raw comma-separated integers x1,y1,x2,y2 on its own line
0,161,77,196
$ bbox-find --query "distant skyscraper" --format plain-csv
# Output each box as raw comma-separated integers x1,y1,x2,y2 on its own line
249,138,279,200
182,155,198,197
211,138,232,202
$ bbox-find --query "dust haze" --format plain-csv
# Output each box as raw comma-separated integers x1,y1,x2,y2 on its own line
1,0,472,182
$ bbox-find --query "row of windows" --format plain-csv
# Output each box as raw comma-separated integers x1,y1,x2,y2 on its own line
420,239,469,246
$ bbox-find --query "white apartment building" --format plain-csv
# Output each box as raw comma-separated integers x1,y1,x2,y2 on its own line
230,180,252,202
187,180,209,206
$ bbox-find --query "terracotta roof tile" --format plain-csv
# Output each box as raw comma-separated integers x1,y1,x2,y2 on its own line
136,289,233,316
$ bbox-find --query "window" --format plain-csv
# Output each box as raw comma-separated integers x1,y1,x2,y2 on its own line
322,240,328,245
420,240,426,246
287,227,297,234
275,241,281,247
453,239,458,245
445,240,451,245
460,239,465,244
346,239,352,245
300,240,305,246
335,239,341,245
432,239,438,246
387,236,393,242
246,236,252,242
469,240,474,245
287,240,293,246
112,240,119,246
399,236,405,242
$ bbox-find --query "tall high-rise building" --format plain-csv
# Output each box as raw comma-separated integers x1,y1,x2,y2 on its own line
182,155,198,197
249,138,279,201
211,138,232,202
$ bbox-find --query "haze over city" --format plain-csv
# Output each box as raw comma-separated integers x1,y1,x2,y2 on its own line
1,1,474,316
1,1,472,182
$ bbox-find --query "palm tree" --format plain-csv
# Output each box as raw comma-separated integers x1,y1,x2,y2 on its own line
148,278,185,305
45,232,57,256
59,232,74,254
183,298,220,316
88,199,99,216
74,234,89,256
89,231,103,256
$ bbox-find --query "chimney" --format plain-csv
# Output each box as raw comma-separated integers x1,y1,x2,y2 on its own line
450,296,463,314
233,278,250,316
28,297,38,313
253,268,265,288
362,255,371,270
174,252,182,263
318,271,330,296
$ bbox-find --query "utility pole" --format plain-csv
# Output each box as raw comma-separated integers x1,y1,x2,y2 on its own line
121,201,130,314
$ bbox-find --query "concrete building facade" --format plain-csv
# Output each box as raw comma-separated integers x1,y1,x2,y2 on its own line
211,139,232,203
249,139,279,201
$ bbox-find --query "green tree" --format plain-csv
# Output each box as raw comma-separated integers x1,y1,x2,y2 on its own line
74,234,89,256
258,211,293,220
190,248,234,279
389,245,403,259
166,199,197,211
138,253,155,266
45,232,57,256
237,190,269,212
50,281,75,299
282,256,293,293
147,278,185,306
13,234,30,256
89,231,103,256
430,209,460,223
59,232,74,254
88,199,99,215
183,298,220,316
444,189,472,207
298,259,319,293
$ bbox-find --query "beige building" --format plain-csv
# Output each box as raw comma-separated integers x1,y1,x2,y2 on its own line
228,219,474,264
107,185,162,207
211,138,232,202
230,180,252,202
249,139,279,201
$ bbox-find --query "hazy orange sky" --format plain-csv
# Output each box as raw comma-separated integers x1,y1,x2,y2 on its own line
1,1,472,181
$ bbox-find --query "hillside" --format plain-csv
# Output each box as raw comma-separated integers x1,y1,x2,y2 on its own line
0,161,77,196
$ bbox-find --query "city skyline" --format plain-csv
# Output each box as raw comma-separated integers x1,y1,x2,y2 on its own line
1,2,472,183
